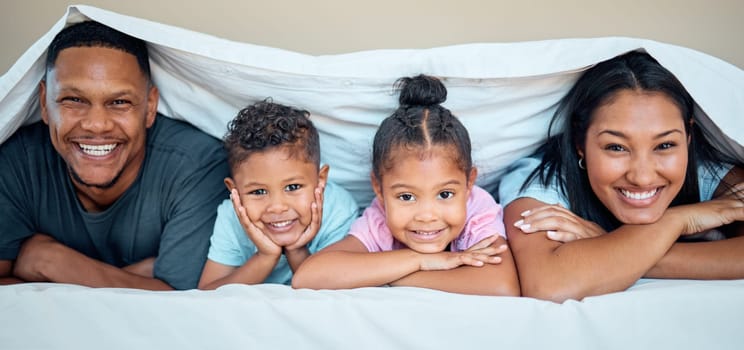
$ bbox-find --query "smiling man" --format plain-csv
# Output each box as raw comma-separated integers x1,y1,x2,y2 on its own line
0,21,229,290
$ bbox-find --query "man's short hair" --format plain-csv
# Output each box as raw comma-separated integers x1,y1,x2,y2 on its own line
46,21,150,80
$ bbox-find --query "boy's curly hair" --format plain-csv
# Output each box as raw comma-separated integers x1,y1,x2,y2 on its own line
224,99,320,170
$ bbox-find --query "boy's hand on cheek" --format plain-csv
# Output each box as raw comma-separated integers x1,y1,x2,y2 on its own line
230,189,282,258
286,185,325,252
285,184,325,271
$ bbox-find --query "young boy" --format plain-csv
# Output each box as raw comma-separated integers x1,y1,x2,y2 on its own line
198,100,358,289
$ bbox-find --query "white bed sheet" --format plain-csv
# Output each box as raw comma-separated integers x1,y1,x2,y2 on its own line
1,5,744,350
1,280,744,349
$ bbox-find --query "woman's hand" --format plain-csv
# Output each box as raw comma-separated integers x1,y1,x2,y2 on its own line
230,189,282,258
418,235,507,270
676,182,744,236
513,204,606,242
719,181,744,201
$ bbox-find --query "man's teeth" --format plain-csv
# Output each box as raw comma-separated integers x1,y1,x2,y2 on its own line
270,220,293,228
79,143,117,156
621,188,658,200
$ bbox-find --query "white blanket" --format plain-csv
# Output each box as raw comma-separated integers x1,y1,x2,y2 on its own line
1,5,743,349
1,280,744,349
2,6,742,206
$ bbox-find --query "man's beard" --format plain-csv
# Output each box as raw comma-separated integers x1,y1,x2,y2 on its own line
68,165,124,190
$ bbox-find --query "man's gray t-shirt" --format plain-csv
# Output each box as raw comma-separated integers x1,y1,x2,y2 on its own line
0,115,229,289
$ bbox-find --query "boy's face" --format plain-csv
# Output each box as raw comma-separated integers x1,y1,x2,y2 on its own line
225,146,328,247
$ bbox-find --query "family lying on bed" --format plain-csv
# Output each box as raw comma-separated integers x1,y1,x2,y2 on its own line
1,21,742,302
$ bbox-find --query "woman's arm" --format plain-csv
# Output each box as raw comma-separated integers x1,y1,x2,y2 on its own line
509,192,744,302
645,236,744,279
389,236,520,296
646,167,744,279
291,235,502,291
506,197,684,302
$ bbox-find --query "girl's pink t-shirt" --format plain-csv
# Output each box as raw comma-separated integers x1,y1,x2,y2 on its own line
349,185,505,252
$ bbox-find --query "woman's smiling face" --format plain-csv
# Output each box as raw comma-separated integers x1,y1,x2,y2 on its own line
580,89,689,225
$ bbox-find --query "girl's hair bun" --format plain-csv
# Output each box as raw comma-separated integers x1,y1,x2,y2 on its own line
395,74,447,107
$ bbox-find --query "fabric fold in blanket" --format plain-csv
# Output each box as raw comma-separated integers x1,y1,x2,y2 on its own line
1,6,742,206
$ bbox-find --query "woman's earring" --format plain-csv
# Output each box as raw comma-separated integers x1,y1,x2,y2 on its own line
578,158,586,170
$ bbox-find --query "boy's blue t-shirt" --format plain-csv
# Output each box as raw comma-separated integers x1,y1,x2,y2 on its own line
206,180,359,285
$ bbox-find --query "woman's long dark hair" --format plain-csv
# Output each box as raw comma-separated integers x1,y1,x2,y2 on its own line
523,51,741,231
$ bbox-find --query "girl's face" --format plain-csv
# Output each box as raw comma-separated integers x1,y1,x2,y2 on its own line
372,145,476,253
580,89,689,225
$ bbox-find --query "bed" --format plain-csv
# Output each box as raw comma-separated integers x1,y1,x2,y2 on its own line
1,5,743,349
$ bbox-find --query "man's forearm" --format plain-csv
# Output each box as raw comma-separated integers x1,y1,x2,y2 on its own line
0,276,24,285
0,260,22,284
14,234,173,290
22,250,172,290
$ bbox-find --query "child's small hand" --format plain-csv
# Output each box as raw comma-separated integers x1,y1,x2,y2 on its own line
418,251,491,271
464,235,508,265
230,189,282,257
418,237,507,271
286,182,325,252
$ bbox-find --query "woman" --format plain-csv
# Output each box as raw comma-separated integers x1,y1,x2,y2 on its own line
498,51,744,302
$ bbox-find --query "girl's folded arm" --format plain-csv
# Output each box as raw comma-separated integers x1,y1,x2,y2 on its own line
390,236,520,296
291,235,421,289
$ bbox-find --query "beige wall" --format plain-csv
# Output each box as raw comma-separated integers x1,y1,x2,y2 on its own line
2,0,743,74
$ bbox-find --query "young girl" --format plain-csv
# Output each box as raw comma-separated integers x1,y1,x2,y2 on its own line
293,75,519,296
